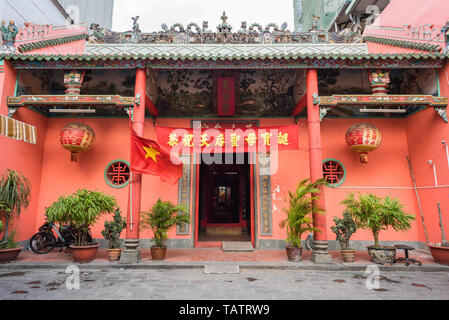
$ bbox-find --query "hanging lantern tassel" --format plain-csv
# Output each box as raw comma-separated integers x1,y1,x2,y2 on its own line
60,123,96,162
345,123,382,164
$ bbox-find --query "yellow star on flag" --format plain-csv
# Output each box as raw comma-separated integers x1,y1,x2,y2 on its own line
143,145,160,162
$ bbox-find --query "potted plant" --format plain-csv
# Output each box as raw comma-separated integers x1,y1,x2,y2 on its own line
0,170,32,262
342,193,415,265
102,208,127,261
427,202,449,265
280,179,326,262
331,212,357,262
0,230,23,262
46,189,117,263
141,199,190,261
0,201,10,241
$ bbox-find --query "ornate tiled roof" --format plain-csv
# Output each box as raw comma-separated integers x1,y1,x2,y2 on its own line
89,12,352,45
363,36,442,53
1,52,447,62
18,33,88,53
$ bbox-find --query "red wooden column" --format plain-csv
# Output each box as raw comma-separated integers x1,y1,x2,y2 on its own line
121,68,146,264
306,69,332,264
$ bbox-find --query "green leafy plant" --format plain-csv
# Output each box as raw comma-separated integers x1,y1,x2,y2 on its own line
102,208,127,249
46,189,117,246
331,212,357,250
0,229,19,250
0,170,31,220
280,178,326,248
341,193,415,248
0,201,10,234
141,199,190,248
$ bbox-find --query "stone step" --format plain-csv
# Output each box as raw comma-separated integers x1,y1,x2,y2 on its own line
222,241,254,252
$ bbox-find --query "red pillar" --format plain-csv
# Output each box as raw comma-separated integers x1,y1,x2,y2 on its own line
126,68,146,239
306,69,328,242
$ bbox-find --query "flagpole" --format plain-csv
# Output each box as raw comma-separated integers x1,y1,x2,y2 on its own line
121,68,146,264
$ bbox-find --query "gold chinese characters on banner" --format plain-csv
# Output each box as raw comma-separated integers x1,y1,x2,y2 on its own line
0,114,37,145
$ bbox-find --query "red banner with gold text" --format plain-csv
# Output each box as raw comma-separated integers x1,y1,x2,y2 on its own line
156,124,299,154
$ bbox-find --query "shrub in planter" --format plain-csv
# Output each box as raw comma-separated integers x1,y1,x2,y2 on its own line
0,170,31,262
331,212,357,262
140,199,190,261
0,201,9,241
342,193,415,265
0,229,23,262
46,189,117,263
102,208,127,261
280,179,326,262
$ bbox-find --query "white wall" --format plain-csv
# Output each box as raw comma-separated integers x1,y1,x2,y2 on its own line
57,0,114,29
0,0,68,27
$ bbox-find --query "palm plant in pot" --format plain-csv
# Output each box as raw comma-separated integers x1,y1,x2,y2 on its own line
280,179,326,262
46,189,117,263
101,208,127,262
331,212,357,262
0,170,31,262
140,199,190,261
342,193,415,265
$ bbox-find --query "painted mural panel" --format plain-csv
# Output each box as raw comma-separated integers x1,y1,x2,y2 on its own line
239,70,295,116
81,70,135,96
156,70,214,117
156,70,295,117
17,69,66,95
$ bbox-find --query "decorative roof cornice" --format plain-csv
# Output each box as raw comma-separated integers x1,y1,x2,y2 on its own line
1,52,447,70
363,35,442,53
18,33,88,53
2,52,447,62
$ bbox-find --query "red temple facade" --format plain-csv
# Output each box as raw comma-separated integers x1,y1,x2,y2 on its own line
1,0,448,263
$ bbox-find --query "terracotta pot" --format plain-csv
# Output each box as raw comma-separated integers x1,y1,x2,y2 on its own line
367,246,396,265
107,248,122,262
151,246,167,261
286,246,302,262
427,244,449,265
341,249,355,262
0,247,23,263
69,243,101,263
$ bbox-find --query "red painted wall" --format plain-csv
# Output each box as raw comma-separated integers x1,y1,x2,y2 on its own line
30,116,424,245
321,118,420,244
364,0,447,54
404,63,449,245
0,61,48,241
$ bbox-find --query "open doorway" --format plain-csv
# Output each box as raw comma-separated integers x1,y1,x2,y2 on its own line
198,153,252,243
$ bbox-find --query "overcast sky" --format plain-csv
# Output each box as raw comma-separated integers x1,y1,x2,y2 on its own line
112,0,295,32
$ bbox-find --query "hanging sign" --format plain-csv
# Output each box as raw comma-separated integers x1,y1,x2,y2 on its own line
156,124,299,154
217,78,235,116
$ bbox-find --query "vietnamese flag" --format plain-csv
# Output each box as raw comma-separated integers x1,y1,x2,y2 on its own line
130,128,183,185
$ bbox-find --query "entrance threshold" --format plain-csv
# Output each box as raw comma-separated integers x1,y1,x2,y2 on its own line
196,242,223,248
196,241,255,252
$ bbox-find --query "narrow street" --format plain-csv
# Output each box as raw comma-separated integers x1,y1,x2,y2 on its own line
0,268,448,300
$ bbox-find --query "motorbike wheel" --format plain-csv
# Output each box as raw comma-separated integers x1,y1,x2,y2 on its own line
29,232,56,254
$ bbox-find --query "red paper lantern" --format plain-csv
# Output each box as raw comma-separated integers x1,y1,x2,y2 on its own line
60,123,95,162
345,123,382,163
